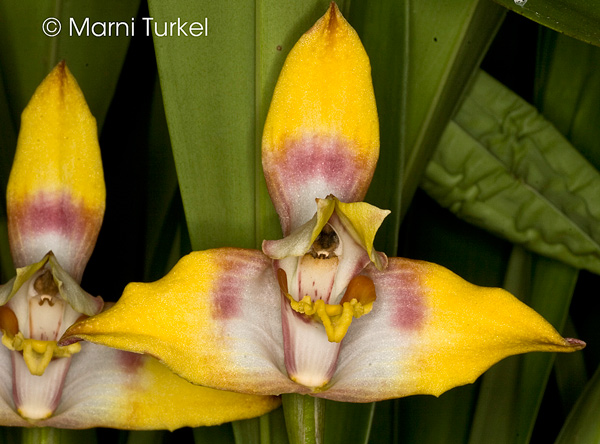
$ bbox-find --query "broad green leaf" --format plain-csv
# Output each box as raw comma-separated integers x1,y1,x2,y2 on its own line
149,0,257,250
493,0,600,47
398,0,505,221
468,247,578,444
422,70,600,274
0,0,140,131
324,400,374,444
555,363,600,444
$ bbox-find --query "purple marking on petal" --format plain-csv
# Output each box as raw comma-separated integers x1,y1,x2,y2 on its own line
212,250,271,320
118,350,144,374
8,191,102,282
368,259,428,331
264,135,373,234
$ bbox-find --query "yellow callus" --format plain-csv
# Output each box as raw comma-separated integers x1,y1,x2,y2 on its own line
2,332,81,376
284,274,377,343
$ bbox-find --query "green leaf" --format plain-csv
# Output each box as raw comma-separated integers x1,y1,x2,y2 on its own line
555,363,600,444
422,70,600,274
143,78,183,281
493,0,600,47
397,0,505,221
0,0,140,131
536,30,600,170
193,425,235,444
148,0,257,250
323,401,374,444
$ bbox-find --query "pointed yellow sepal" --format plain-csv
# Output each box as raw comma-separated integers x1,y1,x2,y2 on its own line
262,3,380,232
6,62,105,277
398,260,586,397
263,3,378,155
112,356,280,430
7,61,105,213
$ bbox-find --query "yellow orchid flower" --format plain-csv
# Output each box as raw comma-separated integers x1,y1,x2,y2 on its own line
0,62,278,428
62,4,584,403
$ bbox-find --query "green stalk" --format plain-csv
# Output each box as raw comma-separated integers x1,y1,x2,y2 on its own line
282,394,325,444
22,429,58,444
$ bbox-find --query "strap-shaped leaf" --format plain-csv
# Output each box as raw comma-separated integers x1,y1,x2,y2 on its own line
493,0,600,47
422,70,600,274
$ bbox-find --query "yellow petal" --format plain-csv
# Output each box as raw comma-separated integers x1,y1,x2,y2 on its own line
41,344,280,429
262,3,379,233
322,258,585,402
62,248,301,396
6,61,105,280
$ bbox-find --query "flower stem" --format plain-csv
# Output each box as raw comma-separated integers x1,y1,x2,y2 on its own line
282,394,325,444
22,428,60,444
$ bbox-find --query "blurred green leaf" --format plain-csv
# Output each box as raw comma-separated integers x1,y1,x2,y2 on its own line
0,67,16,282
143,78,182,281
555,363,600,444
493,0,600,47
0,0,140,131
423,70,600,274
536,29,600,170
555,318,589,415
193,425,235,444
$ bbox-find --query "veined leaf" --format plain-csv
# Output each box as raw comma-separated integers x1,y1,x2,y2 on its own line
423,70,600,274
493,0,600,47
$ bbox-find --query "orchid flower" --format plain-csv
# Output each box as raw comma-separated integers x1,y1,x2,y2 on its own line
0,62,278,428
63,4,584,403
